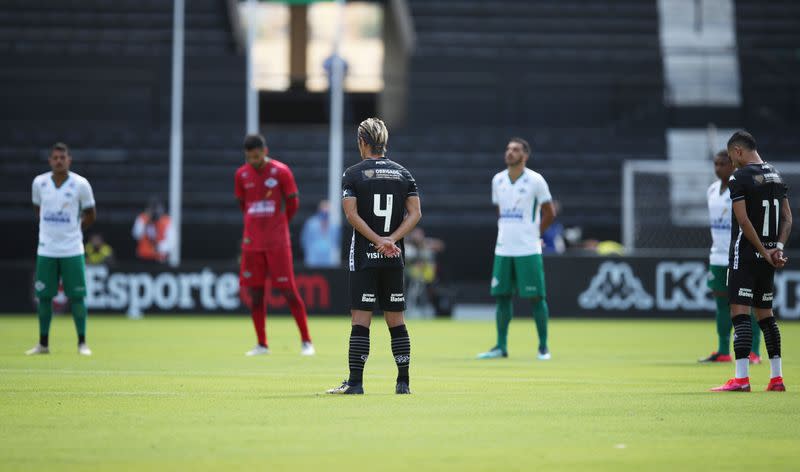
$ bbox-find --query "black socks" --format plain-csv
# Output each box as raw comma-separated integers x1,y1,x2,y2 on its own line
390,324,411,385
347,324,412,387
39,335,49,348
732,314,752,360
348,325,370,386
758,316,782,359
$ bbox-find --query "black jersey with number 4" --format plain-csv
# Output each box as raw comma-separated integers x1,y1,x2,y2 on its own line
342,157,419,271
728,162,789,266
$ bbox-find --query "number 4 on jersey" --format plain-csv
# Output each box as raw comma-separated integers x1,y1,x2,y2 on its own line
373,194,393,233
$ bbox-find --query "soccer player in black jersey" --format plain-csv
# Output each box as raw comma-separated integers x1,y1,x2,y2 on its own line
712,131,791,392
326,118,422,395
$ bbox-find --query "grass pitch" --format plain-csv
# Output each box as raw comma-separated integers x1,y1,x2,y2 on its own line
1,315,799,472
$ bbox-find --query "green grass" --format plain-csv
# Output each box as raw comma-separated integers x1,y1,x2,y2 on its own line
1,315,799,472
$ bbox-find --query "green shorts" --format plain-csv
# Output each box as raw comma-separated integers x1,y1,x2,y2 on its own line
707,264,728,293
490,254,546,298
35,254,87,299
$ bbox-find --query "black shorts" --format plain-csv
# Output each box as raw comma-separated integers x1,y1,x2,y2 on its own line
727,262,775,309
349,267,406,312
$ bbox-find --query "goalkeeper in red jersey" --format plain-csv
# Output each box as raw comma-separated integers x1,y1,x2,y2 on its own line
235,134,314,356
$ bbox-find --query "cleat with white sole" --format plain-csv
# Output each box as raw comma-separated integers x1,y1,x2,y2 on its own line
537,348,551,360
301,341,316,356
326,380,364,395
25,344,49,356
245,345,270,356
78,343,92,356
477,347,507,359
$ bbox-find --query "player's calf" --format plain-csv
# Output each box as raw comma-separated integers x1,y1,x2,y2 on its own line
758,316,784,390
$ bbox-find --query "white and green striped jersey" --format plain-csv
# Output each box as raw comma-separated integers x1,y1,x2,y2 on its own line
492,168,552,257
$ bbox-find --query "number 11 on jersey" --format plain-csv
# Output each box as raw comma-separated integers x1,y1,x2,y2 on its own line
761,198,779,237
374,194,393,233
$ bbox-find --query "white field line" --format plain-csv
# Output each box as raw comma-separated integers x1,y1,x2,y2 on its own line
0,368,683,386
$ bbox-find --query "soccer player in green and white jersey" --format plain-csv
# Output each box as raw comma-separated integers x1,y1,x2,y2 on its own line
699,150,762,364
26,143,96,356
478,138,556,360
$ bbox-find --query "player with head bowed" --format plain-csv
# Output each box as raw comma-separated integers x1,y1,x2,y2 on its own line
326,118,421,395
712,131,791,392
235,134,314,356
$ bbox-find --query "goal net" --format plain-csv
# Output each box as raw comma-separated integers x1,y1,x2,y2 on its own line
622,160,800,252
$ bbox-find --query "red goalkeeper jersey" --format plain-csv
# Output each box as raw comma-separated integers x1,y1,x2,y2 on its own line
234,159,298,251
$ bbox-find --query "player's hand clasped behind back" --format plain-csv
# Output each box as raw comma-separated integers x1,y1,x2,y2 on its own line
764,248,788,269
375,237,401,258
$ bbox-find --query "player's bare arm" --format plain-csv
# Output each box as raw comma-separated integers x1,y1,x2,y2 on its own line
387,196,422,247
539,201,556,234
284,193,299,221
775,198,792,266
343,197,399,257
81,207,96,231
732,200,778,267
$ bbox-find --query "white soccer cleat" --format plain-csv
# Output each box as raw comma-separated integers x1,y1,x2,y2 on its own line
301,341,316,356
537,348,551,361
245,345,270,356
78,343,92,356
25,344,50,355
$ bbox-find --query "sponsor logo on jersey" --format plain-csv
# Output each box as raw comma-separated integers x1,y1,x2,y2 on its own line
247,200,276,215
499,209,524,220
244,182,255,189
365,168,403,181
276,276,289,283
390,293,405,303
265,178,278,188
366,252,387,260
763,292,774,302
738,288,753,298
42,211,71,224
362,293,376,303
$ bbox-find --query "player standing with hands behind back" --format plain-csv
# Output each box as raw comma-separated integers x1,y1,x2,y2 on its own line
327,118,421,395
712,131,791,392
27,143,96,356
235,134,314,357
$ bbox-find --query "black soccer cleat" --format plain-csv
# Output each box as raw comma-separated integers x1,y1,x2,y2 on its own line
395,381,411,394
326,380,364,395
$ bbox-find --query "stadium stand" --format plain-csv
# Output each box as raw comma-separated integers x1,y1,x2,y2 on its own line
18,0,796,281
734,0,800,160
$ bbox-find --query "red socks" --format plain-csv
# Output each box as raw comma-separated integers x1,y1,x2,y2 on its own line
282,287,311,343
250,291,267,347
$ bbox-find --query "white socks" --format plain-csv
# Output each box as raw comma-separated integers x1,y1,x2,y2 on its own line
770,357,782,379
735,358,750,379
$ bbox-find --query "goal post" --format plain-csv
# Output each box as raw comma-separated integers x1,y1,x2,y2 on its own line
622,160,800,252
